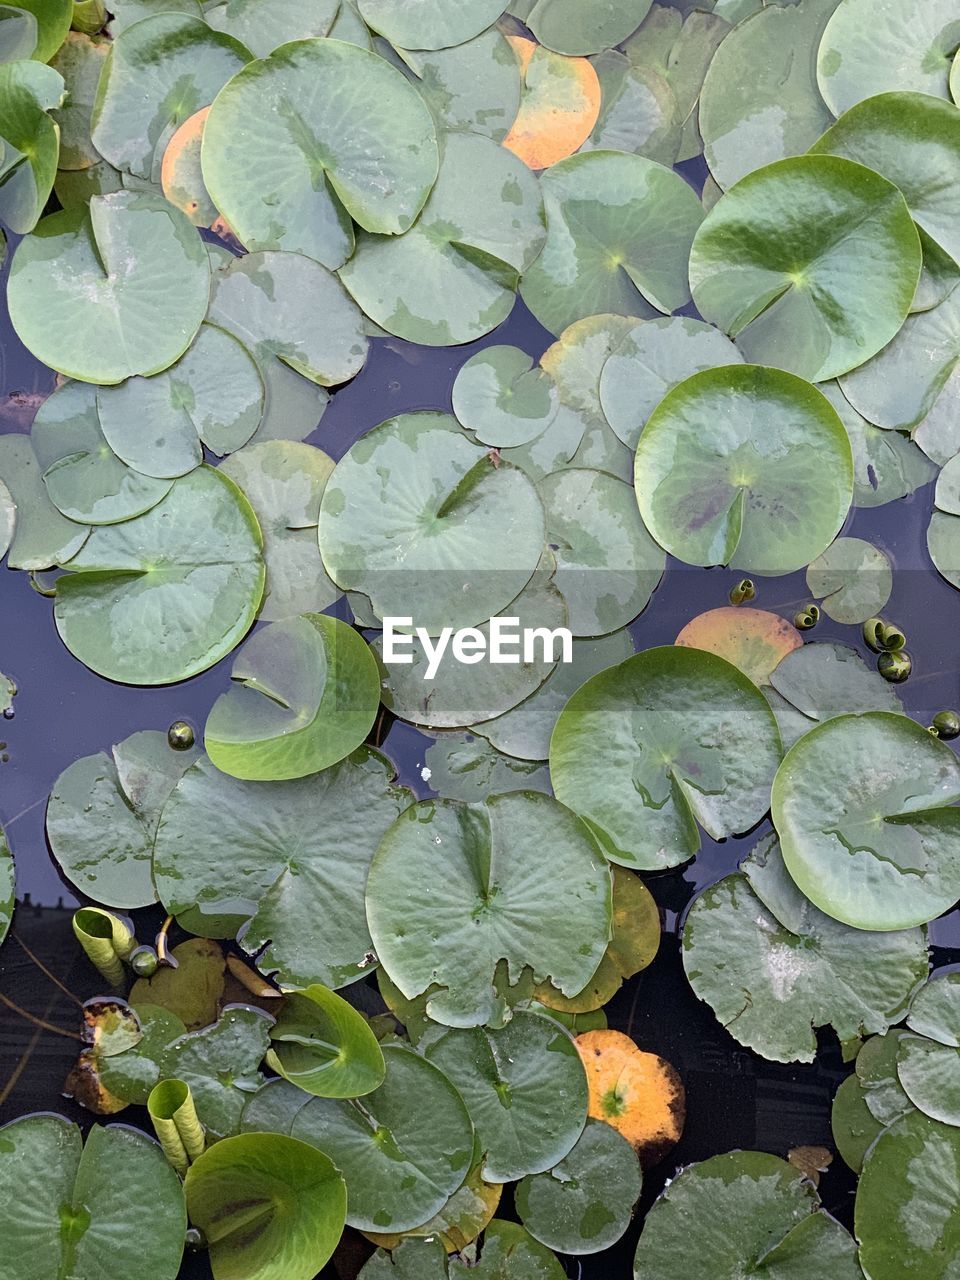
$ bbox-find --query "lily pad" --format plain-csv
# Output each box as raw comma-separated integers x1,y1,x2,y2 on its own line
583,51,680,166
50,34,109,171
856,1029,916,1127
515,1118,642,1255
0,479,13,561
128,938,226,1031
357,0,505,50
0,434,89,569
266,984,384,1098
688,155,921,381
205,613,380,780
683,838,929,1063
15,0,70,60
53,466,264,685
423,1012,589,1183
8,191,210,384
817,0,960,116
366,792,612,1028
0,59,63,233
699,0,840,190
907,970,960,1044
160,107,226,228
47,728,200,909
0,1117,186,1280
204,0,339,57
634,365,853,573
218,441,339,620
185,1133,347,1280
855,1108,960,1280
832,1073,885,1173
202,37,439,269
0,824,13,948
153,749,411,987
452,346,558,449
550,646,782,869
0,4,37,61
501,36,601,170
519,150,703,336
575,1030,684,1165
599,315,742,450
634,1150,861,1280
897,1032,960,1128
675,607,802,687
525,0,652,56
318,413,545,635
31,380,172,523
805,537,893,624
421,734,552,802
772,711,960,930
340,130,545,346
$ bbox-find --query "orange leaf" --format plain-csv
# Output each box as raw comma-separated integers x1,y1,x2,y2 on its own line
503,36,601,170
675,606,801,686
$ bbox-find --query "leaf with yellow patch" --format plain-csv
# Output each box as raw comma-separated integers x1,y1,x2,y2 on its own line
675,606,801,686
503,37,601,171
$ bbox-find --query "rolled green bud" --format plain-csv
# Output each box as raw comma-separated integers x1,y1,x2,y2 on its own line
148,1079,206,1174
878,623,906,652
862,617,885,652
167,720,196,751
878,650,911,683
793,605,820,631
72,0,107,34
73,908,137,988
729,578,756,606
129,945,159,978
933,710,960,740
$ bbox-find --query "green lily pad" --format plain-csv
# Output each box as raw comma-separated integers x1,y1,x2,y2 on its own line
633,1150,861,1280
202,37,439,269
53,465,264,685
8,191,210,384
218,441,339,620
551,646,782,869
519,150,703,336
811,92,960,269
805,537,893,624
0,5,37,61
699,0,840,190
929,501,960,589
366,792,612,1028
0,433,89,568
515,1118,642,1254
763,642,903,751
16,0,70,60
936,455,960,515
266,984,384,1097
0,1117,186,1280
318,413,545,635
831,1073,885,1173
772,711,960,930
31,380,172,523
91,12,250,183
106,0,200,35
583,51,680,166
0,479,13,562
474,628,634,762
526,0,652,56
856,1029,916,1127
186,1132,346,1280
50,33,108,170
423,1012,588,1182
47,728,200,909
0,59,63,232
907,971,960,1043
689,155,921,381
855,1108,960,1280
634,365,853,573
204,0,339,57
421,734,552,802
128,938,226,1031
153,749,410,987
97,1007,184,1104
539,468,664,635
357,0,506,50
452,346,558,449
0,823,13,948
683,837,928,1063
205,613,380,780
95,324,264,479
340,130,544,345
817,0,960,116
599,315,742,450
897,1032,960,1127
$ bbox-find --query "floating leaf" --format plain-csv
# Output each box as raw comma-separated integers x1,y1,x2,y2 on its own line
357,0,506,50
16,0,70,60
599,315,742,450
205,0,339,57
583,51,680,166
8,192,210,384
423,1012,589,1182
106,0,200,35
202,37,439,269
515,1118,642,1255
689,155,921,381
361,1222,566,1280
772,711,960,930
502,36,601,170
31,380,171,524
367,792,612,1028
0,434,89,570
634,365,853,573
160,107,225,228
525,0,652,56
421,734,552,802
318,413,545,634
340,130,545,346
831,1073,885,1173
0,3,37,60
575,1030,684,1166
683,836,928,1063
128,938,226,1031
0,60,63,233
0,824,12,948
805,537,893,624
817,0,960,116
634,1150,860,1279
53,466,264,685
154,749,410,987
907,970,960,1044
452,346,558,449
857,1028,916,1126
185,1133,347,1280
50,32,107,170
47,728,199,909
0,478,13,561
0,1117,186,1279
97,1006,187,1104
266,984,384,1098
550,646,782,869
675,607,801,687
699,0,840,190
894,973,960,1126
520,151,703,336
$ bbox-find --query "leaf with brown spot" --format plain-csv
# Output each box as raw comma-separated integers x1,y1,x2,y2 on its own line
160,106,232,234
63,1050,129,1115
503,36,601,170
675,606,802,686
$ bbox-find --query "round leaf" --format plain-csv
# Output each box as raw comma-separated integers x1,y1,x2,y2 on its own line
0,433,89,569
0,823,13,948
897,1032,960,1127
675,607,801,687
501,36,601,170
832,1073,885,1173
805,537,893,624
575,1030,684,1165
160,107,225,228
357,0,506,51
688,155,921,382
907,971,960,1044
267,984,384,1098
773,711,960,930
452,346,558,449
422,733,552,802
205,0,339,58
128,938,225,1032
583,51,680,166
526,0,652,56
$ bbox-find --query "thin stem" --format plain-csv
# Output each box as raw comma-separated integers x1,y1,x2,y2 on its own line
10,931,82,1006
0,991,79,1040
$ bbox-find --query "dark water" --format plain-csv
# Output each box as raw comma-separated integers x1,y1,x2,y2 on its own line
2,227,959,1278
